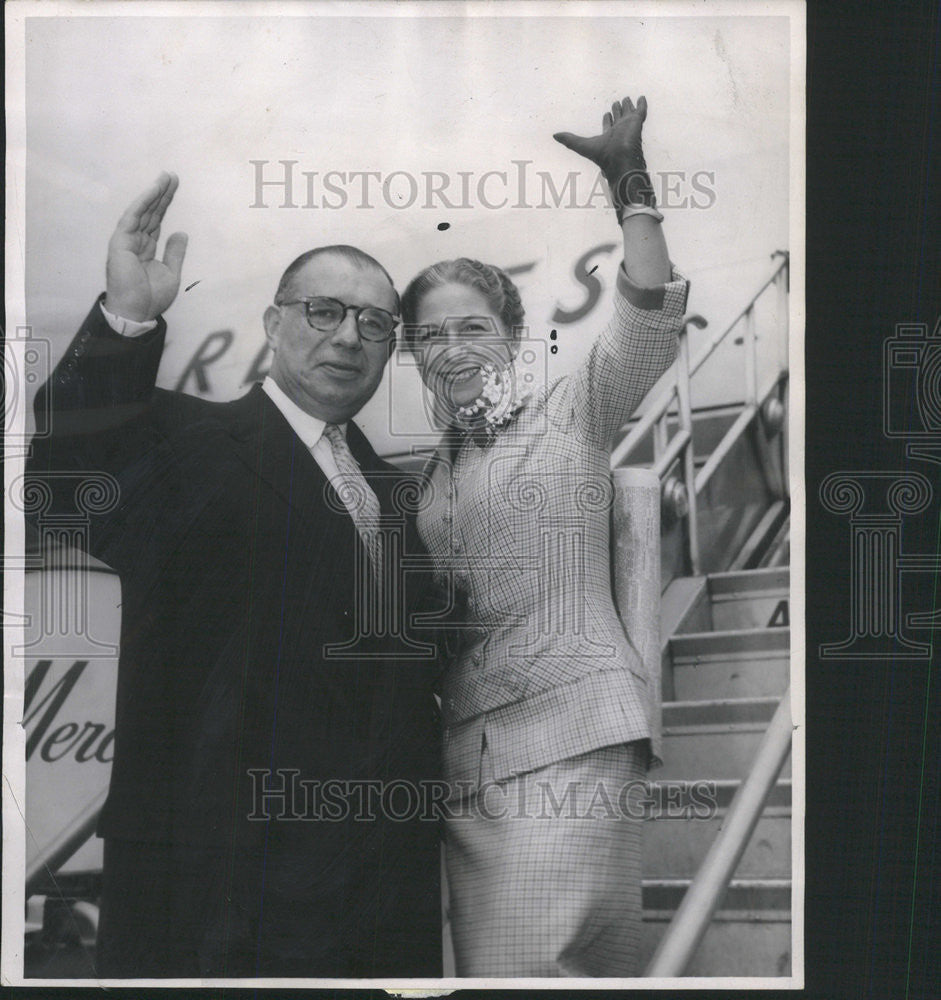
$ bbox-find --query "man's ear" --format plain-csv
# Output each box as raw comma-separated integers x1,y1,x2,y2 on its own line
263,305,281,351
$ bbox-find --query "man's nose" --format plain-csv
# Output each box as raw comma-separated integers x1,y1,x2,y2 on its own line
329,310,362,349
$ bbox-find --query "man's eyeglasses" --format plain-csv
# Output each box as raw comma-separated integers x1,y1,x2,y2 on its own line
279,297,399,342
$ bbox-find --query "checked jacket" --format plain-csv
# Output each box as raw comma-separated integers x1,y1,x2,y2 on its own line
417,264,689,790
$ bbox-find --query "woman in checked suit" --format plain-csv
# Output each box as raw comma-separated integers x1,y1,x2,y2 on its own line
401,95,689,977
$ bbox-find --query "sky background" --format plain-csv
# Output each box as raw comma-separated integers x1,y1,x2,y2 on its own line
17,3,795,455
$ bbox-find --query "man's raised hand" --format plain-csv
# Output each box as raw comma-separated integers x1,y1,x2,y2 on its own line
104,172,189,322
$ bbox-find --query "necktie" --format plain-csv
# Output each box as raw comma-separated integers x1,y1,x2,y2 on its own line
322,424,383,578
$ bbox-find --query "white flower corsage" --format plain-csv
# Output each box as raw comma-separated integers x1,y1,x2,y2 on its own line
454,363,531,444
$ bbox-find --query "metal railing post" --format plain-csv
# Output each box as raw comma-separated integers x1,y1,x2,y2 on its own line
654,411,669,465
675,324,700,575
744,305,758,408
774,253,790,375
774,254,790,490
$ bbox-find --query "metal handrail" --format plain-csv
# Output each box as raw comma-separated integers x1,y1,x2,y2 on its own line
611,252,790,577
25,786,109,898
645,687,793,977
693,403,758,494
613,253,789,466
610,313,707,470
686,254,789,384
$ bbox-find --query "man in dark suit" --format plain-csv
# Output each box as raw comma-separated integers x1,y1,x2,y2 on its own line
28,173,443,978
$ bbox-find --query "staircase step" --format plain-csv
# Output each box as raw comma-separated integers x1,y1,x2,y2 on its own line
668,628,790,700
641,878,792,976
662,695,780,727
642,876,790,912
659,697,791,780
641,887,792,977
665,568,790,637
705,567,790,631
643,780,791,878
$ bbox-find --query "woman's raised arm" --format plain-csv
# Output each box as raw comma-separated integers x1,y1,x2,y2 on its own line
554,95,671,288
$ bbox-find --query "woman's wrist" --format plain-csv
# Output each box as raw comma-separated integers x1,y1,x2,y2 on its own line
620,214,671,288
617,203,664,225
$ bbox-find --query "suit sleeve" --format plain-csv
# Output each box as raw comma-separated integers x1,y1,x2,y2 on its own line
568,265,689,449
26,296,171,562
34,296,167,431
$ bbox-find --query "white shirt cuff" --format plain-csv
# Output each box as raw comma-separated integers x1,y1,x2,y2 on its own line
99,301,158,337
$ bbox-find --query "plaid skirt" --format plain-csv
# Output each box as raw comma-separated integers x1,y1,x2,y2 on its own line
445,740,648,977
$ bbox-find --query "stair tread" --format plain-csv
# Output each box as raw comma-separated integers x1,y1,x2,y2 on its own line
706,566,790,586
662,695,781,726
666,694,781,707
643,807,792,878
648,776,791,787
645,777,791,810
644,877,791,887
672,625,790,643
642,878,791,913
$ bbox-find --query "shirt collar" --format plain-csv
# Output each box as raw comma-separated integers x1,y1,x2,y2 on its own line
261,376,344,449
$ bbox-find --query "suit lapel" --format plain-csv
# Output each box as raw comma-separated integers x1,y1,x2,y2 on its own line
225,384,336,527
225,385,402,530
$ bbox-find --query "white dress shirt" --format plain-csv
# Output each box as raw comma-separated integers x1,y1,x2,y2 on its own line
259,377,345,483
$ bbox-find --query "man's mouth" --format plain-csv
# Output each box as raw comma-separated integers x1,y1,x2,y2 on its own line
319,361,361,378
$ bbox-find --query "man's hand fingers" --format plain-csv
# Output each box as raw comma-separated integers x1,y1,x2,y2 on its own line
611,100,622,121
636,95,648,120
602,111,614,132
162,231,189,280
139,173,178,235
115,173,172,235
620,96,636,116
143,173,179,234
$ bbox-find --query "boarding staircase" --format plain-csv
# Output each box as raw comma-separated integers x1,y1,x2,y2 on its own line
640,544,792,975
616,251,794,977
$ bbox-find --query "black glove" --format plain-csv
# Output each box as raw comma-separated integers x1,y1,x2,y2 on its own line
554,95,657,222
